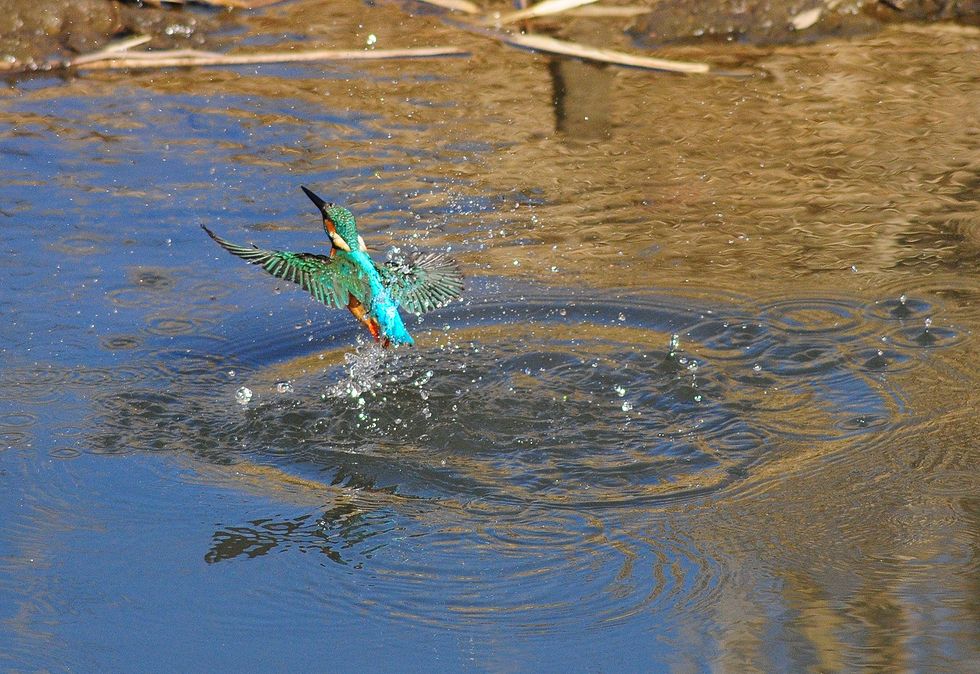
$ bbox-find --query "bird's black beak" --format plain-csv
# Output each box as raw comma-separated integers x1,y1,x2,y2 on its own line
301,185,329,213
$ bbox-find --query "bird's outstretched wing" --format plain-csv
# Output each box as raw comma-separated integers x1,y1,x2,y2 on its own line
377,252,464,315
202,225,367,309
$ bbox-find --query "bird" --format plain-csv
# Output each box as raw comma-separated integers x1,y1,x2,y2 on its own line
201,185,463,347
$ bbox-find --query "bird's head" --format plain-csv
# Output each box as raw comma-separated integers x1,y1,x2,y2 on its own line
301,185,366,253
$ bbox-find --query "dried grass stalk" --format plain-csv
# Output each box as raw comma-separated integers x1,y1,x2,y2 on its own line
412,0,482,14
502,33,711,73
71,36,153,65
494,0,598,24
145,0,284,8
566,6,651,17
70,46,468,70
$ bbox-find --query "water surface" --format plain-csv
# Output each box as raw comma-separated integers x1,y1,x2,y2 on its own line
0,6,978,671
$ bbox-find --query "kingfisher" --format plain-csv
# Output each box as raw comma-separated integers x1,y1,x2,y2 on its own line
202,186,463,347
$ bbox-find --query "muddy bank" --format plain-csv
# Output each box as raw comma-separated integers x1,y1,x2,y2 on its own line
631,0,980,46
2,0,978,73
0,0,228,71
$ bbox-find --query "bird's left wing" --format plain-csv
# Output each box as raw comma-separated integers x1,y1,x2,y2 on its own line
202,224,360,309
376,252,464,315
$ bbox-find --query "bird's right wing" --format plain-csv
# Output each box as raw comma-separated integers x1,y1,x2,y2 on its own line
202,225,367,309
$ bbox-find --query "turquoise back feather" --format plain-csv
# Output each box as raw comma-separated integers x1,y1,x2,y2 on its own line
348,250,415,345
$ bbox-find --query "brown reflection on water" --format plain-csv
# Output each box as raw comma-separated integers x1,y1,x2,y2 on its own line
18,22,974,294
474,33,979,294
685,333,980,669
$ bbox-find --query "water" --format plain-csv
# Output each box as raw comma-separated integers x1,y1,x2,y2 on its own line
1,8,978,671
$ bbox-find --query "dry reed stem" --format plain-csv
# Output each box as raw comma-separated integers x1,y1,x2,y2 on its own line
565,6,650,17
70,35,153,65
475,30,712,74
69,46,468,70
411,0,482,14
141,0,283,8
493,0,598,25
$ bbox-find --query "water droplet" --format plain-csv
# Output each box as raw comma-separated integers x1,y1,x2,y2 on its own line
513,259,520,266
752,364,762,372
366,33,377,46
275,381,293,393
227,370,235,378
614,385,626,397
550,266,559,273
621,401,633,412
924,317,933,328
559,308,567,316
899,294,907,304
618,313,626,322
235,386,252,405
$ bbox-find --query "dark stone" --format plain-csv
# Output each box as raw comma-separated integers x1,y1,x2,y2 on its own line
630,0,980,47
0,0,225,72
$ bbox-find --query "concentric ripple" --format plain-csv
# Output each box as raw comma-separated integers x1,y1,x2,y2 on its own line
200,497,727,632
74,288,956,631
84,291,945,508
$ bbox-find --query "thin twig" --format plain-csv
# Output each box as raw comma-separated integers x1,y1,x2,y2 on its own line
102,35,154,53
503,33,710,73
493,0,598,25
412,0,482,14
143,0,284,8
565,6,650,18
68,46,469,70
70,35,153,66
446,21,712,74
